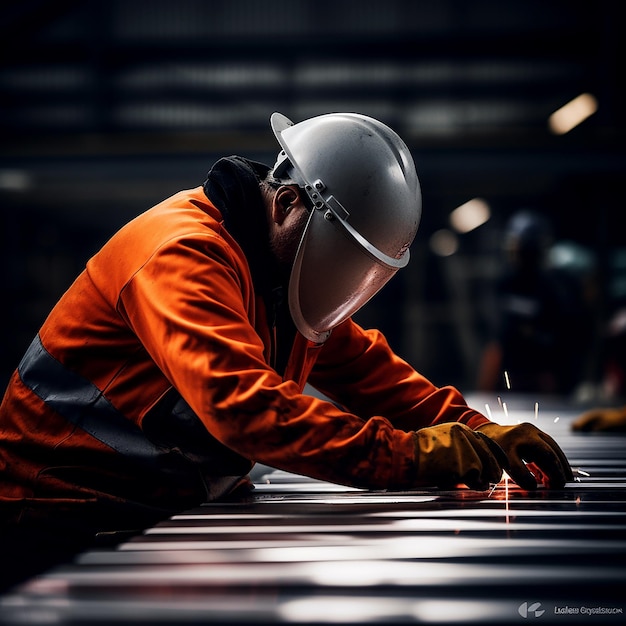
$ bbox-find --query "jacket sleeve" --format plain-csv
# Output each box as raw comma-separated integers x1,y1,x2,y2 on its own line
117,233,418,490
309,320,490,432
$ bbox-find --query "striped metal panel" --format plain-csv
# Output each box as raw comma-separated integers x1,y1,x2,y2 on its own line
1,394,625,624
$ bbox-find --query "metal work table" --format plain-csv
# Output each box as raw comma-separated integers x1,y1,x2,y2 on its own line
1,394,625,624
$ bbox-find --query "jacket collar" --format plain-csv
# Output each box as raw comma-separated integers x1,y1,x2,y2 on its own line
202,156,296,372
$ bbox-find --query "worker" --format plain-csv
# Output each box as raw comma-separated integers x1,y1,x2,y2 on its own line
477,209,587,395
572,302,626,432
0,112,572,590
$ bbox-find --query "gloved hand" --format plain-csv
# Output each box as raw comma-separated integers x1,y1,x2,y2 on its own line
572,406,626,432
476,422,573,489
414,422,506,490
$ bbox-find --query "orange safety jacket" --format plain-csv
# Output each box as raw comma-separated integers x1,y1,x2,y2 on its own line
0,157,488,534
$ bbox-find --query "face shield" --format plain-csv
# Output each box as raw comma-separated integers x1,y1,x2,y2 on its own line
270,112,421,343
288,198,409,343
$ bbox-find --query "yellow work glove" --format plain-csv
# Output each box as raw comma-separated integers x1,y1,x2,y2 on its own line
414,422,506,490
572,406,626,432
476,422,573,490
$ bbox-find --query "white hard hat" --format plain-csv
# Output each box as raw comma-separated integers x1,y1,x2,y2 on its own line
270,112,422,343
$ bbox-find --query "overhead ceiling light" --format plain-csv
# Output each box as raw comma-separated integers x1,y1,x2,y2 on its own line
548,92,598,135
0,169,32,192
429,229,459,257
449,198,491,234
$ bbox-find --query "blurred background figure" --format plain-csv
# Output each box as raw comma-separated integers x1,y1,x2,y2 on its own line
601,305,626,397
546,239,604,399
477,209,595,396
567,243,626,431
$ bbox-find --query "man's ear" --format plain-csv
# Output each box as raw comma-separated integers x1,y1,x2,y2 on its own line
272,185,301,225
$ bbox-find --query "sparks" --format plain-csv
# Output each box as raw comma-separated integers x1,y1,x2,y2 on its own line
484,403,492,419
504,370,511,389
504,471,510,525
534,402,539,420
502,402,509,418
487,472,511,527
577,469,590,477
554,416,560,423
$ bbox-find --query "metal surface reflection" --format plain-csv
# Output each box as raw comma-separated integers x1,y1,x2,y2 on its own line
1,396,625,625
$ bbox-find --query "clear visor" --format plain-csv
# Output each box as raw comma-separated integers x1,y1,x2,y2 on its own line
288,209,399,343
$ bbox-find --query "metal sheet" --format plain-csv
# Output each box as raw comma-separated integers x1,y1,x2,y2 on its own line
1,396,625,625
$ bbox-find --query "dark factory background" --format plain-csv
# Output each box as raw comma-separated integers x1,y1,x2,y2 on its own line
1,0,625,397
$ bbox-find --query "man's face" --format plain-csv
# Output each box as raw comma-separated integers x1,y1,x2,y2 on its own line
269,187,311,273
